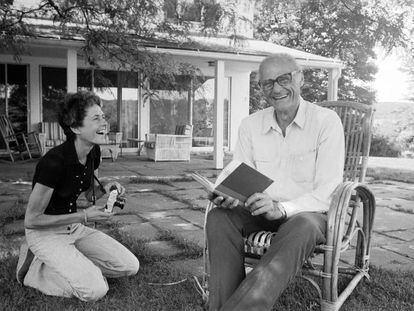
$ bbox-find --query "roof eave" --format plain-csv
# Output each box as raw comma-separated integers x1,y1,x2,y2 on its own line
23,36,344,69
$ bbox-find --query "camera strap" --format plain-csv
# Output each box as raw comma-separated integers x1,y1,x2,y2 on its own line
91,155,106,205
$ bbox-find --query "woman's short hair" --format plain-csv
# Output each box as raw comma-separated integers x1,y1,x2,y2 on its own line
58,91,101,140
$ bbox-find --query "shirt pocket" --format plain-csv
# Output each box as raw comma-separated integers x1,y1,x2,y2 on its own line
290,149,316,183
253,156,275,175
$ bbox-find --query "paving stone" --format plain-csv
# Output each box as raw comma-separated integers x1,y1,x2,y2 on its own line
125,192,188,213
173,209,205,229
381,228,414,242
139,210,174,220
146,240,182,257
371,232,406,247
373,207,414,231
369,247,414,271
111,214,144,225
170,257,204,277
150,216,200,232
376,197,414,213
381,243,414,260
2,220,25,235
169,181,205,190
165,188,210,205
138,209,205,228
125,182,175,192
118,222,160,241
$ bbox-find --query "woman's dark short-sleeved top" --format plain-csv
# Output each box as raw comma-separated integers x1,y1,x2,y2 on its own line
32,140,101,215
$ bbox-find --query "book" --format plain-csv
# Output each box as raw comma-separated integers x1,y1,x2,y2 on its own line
191,160,274,203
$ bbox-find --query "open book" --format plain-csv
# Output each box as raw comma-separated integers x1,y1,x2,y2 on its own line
191,160,274,203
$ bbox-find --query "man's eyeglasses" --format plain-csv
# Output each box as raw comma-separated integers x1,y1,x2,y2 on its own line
259,70,300,91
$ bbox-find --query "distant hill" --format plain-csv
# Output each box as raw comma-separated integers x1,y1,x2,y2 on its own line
373,101,414,140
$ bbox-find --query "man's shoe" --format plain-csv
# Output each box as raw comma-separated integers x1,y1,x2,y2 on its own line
16,240,34,284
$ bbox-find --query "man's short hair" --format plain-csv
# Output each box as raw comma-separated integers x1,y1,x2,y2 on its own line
259,53,301,79
58,91,102,141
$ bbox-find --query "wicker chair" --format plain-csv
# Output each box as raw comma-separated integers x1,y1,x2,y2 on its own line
145,124,193,162
201,101,376,311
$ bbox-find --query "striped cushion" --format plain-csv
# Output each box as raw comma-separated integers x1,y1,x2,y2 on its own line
244,231,276,256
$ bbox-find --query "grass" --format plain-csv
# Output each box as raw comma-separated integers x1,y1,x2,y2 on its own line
2,226,414,311
0,197,26,228
1,229,204,311
273,267,414,311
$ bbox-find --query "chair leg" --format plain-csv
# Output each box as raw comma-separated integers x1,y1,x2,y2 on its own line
7,145,15,162
21,136,32,159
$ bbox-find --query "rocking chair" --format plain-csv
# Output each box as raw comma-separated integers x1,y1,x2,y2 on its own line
0,115,42,162
202,101,376,311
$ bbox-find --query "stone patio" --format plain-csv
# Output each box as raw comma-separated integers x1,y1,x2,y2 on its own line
0,154,414,274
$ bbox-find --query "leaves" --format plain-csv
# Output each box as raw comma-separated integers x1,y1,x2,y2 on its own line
253,0,412,107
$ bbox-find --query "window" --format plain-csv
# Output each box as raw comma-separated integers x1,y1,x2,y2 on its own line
0,64,28,133
41,67,66,122
164,0,218,24
192,77,230,147
149,75,192,134
150,75,230,147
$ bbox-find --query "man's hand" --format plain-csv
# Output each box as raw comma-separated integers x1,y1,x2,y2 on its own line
104,181,125,196
208,192,241,210
84,205,113,222
245,193,285,221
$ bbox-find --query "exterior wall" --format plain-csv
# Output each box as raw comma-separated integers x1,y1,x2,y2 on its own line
163,0,254,38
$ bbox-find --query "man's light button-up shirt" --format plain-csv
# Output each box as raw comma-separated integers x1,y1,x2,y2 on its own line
233,99,345,217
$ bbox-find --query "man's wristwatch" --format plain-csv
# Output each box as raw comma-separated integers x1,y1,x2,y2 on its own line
278,202,287,220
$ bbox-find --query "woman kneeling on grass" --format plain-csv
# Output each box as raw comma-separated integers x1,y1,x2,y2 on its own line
16,91,139,301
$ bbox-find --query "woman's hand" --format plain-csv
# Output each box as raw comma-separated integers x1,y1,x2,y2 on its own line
104,181,125,196
84,205,113,222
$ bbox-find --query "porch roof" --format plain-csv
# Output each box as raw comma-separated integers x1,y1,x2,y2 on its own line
22,17,343,69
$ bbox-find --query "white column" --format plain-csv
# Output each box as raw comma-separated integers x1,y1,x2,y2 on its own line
327,68,341,101
229,72,250,151
67,49,77,93
214,60,225,169
29,62,41,130
138,74,150,140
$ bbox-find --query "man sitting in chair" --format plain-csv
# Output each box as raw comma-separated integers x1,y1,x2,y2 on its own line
206,53,345,311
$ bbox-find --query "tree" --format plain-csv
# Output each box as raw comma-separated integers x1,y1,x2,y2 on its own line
0,0,241,88
251,0,411,110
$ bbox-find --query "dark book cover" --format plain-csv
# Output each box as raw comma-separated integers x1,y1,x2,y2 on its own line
215,162,274,202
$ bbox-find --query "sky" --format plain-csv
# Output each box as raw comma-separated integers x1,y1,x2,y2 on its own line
373,47,411,103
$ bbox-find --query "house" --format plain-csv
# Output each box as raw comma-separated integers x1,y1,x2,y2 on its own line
0,0,343,168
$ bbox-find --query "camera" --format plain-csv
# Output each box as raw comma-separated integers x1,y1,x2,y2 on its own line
104,186,125,213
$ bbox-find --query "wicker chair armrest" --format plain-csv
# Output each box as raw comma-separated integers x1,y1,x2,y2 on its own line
326,182,375,247
324,181,375,272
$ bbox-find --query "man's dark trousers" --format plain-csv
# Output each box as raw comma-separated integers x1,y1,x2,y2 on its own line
206,208,327,311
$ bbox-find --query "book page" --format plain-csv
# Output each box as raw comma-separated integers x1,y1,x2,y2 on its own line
191,172,215,193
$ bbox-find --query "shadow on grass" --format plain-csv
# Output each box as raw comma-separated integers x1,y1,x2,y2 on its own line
2,228,414,311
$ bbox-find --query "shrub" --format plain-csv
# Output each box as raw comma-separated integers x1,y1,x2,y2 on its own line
370,134,401,157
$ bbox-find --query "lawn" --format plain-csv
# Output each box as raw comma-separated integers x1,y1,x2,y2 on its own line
1,227,414,311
